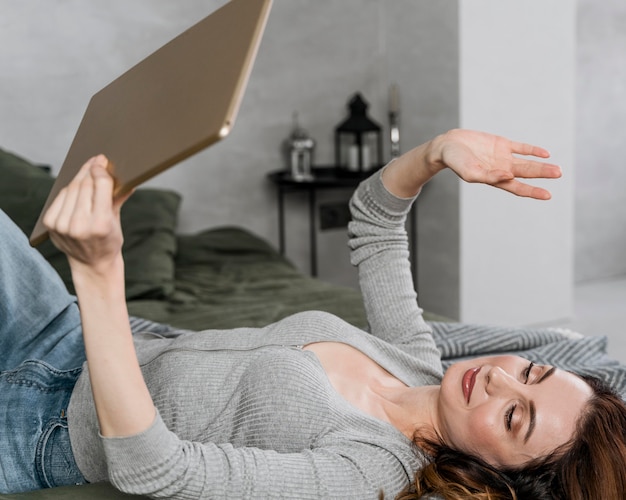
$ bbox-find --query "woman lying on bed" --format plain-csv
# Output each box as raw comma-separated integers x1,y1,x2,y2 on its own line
1,129,625,499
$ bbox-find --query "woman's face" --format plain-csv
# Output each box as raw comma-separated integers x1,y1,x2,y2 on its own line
437,355,592,468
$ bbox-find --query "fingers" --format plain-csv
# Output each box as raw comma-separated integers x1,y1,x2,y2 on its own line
43,155,113,233
495,178,553,200
499,147,561,200
490,158,560,200
88,155,134,216
42,186,66,230
43,159,91,230
485,169,515,184
56,172,93,233
509,140,562,183
511,159,562,180
91,158,115,216
510,140,551,159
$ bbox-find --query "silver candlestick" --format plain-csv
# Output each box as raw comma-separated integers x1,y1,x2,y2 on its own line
389,83,400,159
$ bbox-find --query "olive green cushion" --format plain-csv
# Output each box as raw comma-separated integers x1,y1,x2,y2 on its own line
0,147,181,300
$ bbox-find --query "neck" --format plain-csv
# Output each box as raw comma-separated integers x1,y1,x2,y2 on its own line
373,384,441,442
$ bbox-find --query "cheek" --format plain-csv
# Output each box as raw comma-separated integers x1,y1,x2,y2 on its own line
439,366,505,457
453,407,502,457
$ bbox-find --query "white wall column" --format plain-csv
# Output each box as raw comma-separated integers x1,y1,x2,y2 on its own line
419,0,576,326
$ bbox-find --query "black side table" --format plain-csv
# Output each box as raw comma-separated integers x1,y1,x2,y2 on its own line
267,166,417,278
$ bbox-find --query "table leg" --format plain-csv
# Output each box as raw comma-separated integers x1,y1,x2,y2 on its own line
309,189,317,276
278,187,285,255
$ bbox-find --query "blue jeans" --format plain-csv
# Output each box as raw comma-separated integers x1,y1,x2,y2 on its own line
0,210,87,493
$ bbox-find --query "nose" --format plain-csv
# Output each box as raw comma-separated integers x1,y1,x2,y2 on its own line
485,366,525,397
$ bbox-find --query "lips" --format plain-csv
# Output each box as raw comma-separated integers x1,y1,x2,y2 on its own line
462,367,481,404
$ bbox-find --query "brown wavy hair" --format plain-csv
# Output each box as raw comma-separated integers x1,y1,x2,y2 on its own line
398,375,626,500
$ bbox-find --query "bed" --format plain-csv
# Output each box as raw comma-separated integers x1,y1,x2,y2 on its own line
2,147,626,499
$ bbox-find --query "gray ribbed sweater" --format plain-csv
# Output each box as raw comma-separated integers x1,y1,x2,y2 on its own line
67,170,444,499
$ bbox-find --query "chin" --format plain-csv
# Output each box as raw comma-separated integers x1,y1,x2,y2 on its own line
440,361,465,404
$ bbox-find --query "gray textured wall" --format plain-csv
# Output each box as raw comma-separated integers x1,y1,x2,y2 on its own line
575,0,626,283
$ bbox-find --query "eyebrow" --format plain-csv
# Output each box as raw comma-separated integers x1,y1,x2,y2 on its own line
524,366,557,444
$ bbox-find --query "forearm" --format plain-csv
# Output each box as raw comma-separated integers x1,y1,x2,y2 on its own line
348,172,435,348
71,256,155,437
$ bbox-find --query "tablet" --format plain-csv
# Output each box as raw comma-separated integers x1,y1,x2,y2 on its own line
30,0,272,245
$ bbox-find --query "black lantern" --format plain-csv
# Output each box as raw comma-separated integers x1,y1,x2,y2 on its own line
334,93,382,174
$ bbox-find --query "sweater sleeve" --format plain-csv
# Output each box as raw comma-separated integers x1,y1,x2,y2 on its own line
102,412,412,499
348,168,439,361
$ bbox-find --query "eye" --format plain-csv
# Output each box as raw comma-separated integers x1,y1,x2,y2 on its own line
505,404,517,431
523,362,535,383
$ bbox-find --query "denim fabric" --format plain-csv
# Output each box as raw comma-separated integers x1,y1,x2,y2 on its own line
0,361,87,492
0,210,87,493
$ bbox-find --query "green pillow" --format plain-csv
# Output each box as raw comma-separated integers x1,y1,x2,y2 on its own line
119,188,181,299
0,147,52,182
0,147,181,300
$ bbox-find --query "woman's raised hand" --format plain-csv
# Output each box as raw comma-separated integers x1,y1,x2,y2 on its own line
432,129,562,200
43,155,131,276
382,129,562,200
